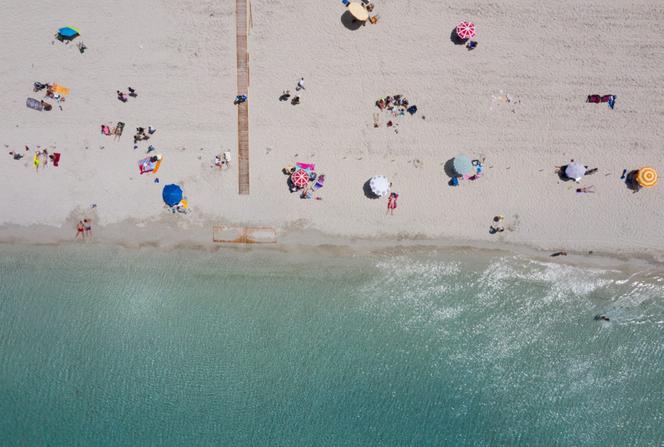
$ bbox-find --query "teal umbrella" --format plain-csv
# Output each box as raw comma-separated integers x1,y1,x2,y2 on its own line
57,26,80,39
453,154,474,176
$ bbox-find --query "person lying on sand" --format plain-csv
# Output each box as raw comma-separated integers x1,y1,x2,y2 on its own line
576,186,595,194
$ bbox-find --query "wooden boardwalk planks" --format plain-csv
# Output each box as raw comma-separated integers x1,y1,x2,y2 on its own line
236,0,250,194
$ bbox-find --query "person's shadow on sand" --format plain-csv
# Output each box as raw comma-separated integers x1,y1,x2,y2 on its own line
341,10,363,31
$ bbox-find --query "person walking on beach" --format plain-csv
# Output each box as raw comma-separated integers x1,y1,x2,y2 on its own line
76,221,85,239
83,219,92,237
296,77,305,91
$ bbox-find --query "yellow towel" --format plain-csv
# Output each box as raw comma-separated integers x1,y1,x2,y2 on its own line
51,84,71,96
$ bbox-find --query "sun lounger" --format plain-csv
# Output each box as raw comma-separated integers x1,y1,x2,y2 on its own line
26,97,44,111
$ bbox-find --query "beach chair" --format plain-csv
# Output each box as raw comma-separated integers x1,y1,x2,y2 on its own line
222,151,231,168
52,153,61,167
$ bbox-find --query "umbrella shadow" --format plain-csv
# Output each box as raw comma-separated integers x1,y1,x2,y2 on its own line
625,170,641,192
556,165,573,182
443,159,458,178
363,179,380,199
450,28,468,45
341,10,364,31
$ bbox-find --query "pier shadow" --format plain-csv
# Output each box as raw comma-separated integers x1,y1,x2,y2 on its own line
363,179,380,199
341,10,363,31
450,28,468,45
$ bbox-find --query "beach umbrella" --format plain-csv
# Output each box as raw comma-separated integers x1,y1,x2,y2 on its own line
57,26,80,38
162,184,183,207
452,154,474,176
636,167,657,188
565,163,586,182
370,175,390,197
456,21,475,40
348,3,369,21
290,169,310,188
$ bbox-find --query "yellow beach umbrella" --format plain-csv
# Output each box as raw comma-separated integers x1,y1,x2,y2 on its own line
348,2,369,21
636,167,657,188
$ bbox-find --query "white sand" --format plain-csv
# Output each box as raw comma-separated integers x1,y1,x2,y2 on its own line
1,0,663,258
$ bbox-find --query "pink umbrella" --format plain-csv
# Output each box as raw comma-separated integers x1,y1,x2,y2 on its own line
456,21,476,40
291,169,310,188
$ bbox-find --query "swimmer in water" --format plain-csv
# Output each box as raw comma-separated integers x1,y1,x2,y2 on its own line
594,314,610,322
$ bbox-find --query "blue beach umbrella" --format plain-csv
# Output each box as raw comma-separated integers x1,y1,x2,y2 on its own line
162,184,183,207
453,154,474,176
57,26,80,39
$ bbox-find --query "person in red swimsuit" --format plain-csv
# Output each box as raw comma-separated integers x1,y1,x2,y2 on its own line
387,192,398,215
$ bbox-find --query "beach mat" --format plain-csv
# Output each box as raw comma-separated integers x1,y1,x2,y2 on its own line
26,97,43,111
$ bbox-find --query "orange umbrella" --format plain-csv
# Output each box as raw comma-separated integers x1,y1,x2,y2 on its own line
636,167,657,188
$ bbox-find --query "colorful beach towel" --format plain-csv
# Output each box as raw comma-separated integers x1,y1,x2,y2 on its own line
296,162,315,171
138,156,162,174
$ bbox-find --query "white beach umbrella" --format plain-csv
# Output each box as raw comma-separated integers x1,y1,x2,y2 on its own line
565,163,586,182
370,175,390,197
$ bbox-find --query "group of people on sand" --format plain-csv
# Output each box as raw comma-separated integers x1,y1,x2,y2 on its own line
374,94,418,130
117,87,137,103
279,78,306,105
27,147,61,172
32,82,63,111
133,126,156,145
75,219,93,239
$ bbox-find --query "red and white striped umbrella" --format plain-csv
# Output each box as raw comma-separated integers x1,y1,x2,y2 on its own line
456,21,476,40
291,169,310,188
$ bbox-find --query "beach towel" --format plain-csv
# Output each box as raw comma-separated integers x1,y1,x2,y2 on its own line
138,156,162,174
26,97,43,111
50,84,70,96
114,122,125,136
52,152,61,167
101,125,111,135
587,95,601,104
312,174,325,191
296,162,315,171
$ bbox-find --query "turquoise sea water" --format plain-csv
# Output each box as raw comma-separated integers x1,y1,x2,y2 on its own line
0,245,663,446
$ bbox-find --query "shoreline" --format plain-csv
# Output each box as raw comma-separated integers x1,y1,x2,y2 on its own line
2,218,663,272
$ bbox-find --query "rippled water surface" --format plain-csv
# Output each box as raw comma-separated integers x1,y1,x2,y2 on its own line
0,245,662,446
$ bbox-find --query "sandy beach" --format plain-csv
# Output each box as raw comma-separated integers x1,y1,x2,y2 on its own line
1,0,664,259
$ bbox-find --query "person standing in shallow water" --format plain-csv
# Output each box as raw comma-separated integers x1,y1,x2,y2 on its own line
76,221,85,239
